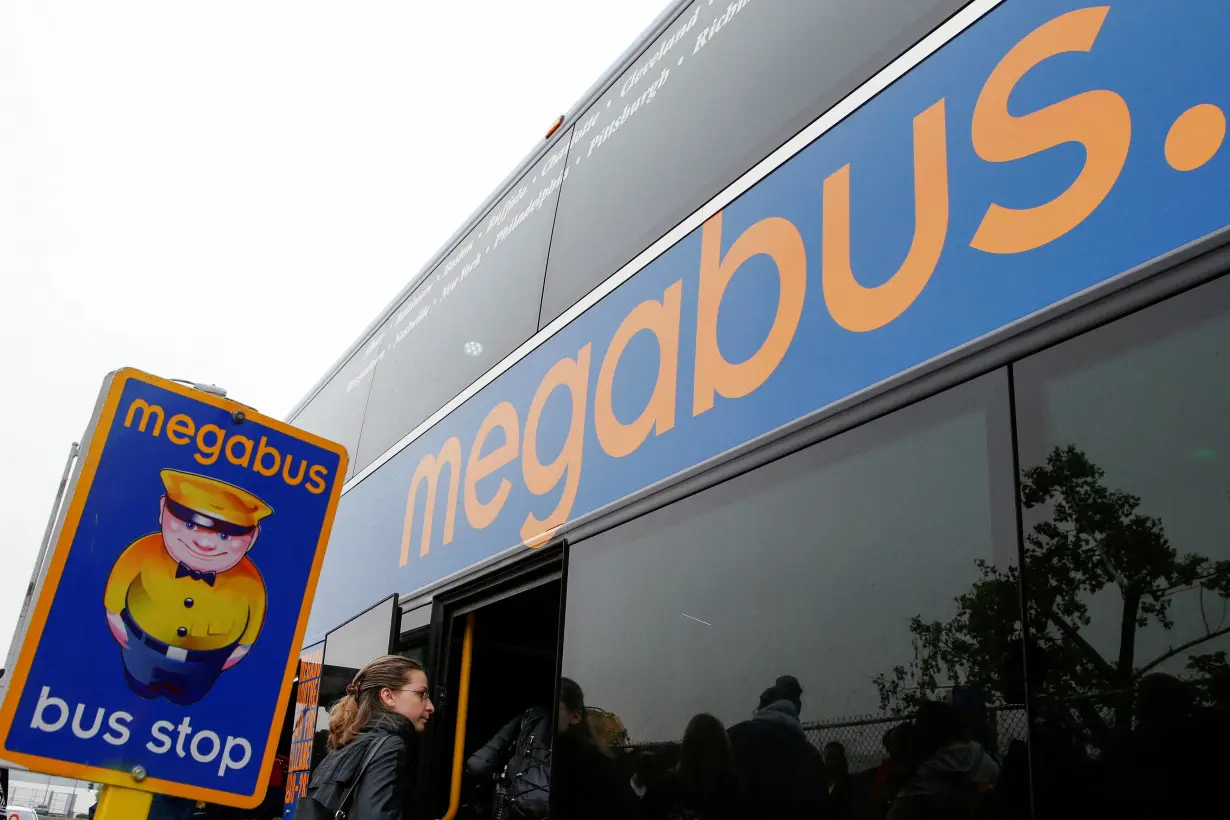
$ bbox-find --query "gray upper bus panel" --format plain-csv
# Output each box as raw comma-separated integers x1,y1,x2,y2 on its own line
539,0,966,325
353,134,572,469
287,0,968,476
284,0,691,431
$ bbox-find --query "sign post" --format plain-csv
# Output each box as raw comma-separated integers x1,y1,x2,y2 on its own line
3,441,79,679
0,369,348,818
94,784,153,819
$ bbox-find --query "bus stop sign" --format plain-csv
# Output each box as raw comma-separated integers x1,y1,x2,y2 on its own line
0,369,348,808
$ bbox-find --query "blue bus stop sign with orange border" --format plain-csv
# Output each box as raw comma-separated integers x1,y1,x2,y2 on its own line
0,369,348,809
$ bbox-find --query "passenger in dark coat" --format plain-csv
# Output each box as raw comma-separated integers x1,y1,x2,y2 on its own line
307,711,420,820
465,705,552,820
550,678,638,820
465,706,550,783
643,713,747,820
886,700,998,820
303,655,434,820
727,679,829,820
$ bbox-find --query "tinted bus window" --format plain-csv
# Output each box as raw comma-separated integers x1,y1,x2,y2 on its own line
355,136,571,470
1013,274,1230,817
539,0,967,324
290,335,386,479
397,605,431,666
314,595,398,761
560,371,1028,817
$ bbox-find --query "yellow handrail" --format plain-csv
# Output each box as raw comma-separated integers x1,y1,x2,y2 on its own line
441,613,475,820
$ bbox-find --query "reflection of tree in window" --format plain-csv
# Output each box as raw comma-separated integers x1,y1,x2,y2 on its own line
876,275,1230,767
1022,448,1230,727
875,445,1230,748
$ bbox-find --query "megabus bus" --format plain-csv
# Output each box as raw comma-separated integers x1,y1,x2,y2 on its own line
279,1,1230,817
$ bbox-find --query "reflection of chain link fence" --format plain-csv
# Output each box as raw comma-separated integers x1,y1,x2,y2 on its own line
804,680,1223,770
8,786,79,816
622,706,1032,774
803,714,906,772
801,706,1027,773
621,677,1225,774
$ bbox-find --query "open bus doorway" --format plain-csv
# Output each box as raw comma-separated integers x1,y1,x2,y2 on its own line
427,556,563,820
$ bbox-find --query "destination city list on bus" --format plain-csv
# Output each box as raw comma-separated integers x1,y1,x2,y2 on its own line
0,370,347,807
303,0,1228,641
333,0,761,412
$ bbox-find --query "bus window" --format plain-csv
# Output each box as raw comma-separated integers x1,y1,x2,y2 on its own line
397,603,431,666
1013,272,1230,817
559,369,1027,817
315,595,400,765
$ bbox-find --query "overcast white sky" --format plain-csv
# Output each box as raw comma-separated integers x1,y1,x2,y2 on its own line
0,0,668,668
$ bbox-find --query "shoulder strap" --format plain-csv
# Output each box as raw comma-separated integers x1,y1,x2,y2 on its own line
519,711,539,741
337,735,391,817
509,711,540,757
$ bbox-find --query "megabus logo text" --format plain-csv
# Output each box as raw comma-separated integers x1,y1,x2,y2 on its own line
389,2,1226,572
124,398,332,494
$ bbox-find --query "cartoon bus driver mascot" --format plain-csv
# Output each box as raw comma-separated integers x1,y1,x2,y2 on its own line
103,469,272,705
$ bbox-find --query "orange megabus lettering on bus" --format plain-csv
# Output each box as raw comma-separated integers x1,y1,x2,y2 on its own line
969,6,1131,255
302,0,1228,640
399,5,1138,554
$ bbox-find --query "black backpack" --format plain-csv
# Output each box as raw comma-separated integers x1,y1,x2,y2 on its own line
495,712,551,820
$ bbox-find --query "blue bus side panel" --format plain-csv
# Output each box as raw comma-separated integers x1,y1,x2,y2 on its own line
306,0,1230,639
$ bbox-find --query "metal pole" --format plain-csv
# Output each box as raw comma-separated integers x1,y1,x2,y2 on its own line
93,786,151,820
4,441,79,674
37,441,80,570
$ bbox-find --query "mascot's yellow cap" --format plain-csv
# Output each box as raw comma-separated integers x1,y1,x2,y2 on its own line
160,469,273,530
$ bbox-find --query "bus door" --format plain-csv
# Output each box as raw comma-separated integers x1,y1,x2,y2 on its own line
424,545,564,820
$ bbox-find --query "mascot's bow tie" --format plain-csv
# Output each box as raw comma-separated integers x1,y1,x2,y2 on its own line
176,562,217,586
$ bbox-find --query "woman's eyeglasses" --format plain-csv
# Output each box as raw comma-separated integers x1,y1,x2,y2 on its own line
397,687,432,702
